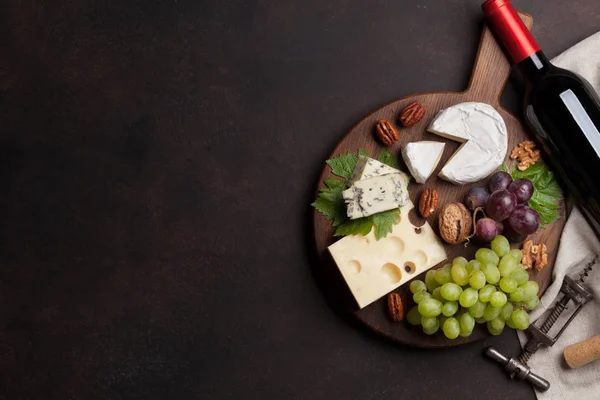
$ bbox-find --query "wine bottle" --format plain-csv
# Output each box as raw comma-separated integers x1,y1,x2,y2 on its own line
483,0,600,234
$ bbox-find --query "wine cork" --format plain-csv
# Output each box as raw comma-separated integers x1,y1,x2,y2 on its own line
564,335,600,369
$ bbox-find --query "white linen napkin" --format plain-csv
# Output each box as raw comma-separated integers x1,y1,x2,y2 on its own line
515,32,600,400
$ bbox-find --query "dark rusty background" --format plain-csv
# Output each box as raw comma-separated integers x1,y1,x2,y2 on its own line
0,0,598,399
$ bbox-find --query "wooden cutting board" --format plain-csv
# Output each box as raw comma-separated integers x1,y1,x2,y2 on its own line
311,12,568,348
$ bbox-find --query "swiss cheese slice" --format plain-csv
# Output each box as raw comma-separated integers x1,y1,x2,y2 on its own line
328,201,447,308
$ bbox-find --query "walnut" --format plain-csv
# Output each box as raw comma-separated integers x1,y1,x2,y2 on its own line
438,202,472,245
510,140,541,171
522,240,548,271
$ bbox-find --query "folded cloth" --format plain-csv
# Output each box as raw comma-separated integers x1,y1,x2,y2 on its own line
515,32,600,400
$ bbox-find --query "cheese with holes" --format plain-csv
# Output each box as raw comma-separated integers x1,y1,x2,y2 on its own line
328,201,447,308
343,173,410,220
401,141,446,183
348,156,407,185
428,102,508,185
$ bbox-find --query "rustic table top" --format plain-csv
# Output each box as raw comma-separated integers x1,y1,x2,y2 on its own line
2,0,599,398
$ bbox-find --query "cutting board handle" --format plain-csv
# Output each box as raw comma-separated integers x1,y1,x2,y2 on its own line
466,12,534,107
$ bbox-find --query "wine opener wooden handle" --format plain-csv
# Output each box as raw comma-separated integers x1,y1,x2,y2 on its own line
564,335,600,369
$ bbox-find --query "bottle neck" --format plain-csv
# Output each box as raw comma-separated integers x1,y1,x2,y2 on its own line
482,0,541,63
516,51,552,82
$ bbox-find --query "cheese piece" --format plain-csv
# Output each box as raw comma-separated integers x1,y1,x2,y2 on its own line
328,200,447,308
428,102,508,185
348,155,404,185
343,173,410,220
401,141,446,184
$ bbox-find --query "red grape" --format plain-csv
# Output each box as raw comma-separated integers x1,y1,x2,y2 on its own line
507,205,540,235
495,220,504,235
465,186,490,211
508,178,534,204
486,190,517,221
503,224,527,243
488,171,513,193
476,218,499,242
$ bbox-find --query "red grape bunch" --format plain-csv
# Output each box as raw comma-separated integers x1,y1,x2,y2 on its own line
465,171,539,243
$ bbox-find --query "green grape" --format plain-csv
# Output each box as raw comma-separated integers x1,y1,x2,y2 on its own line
422,316,440,335
525,296,540,311
491,235,510,257
442,301,459,317
409,280,427,294
434,265,452,285
425,270,440,292
451,264,469,286
510,287,525,302
468,300,486,318
509,268,529,286
512,302,525,309
441,283,462,301
466,260,482,273
499,277,518,293
510,309,531,330
478,285,496,303
482,264,500,284
508,249,523,262
487,317,505,336
459,288,478,308
453,256,469,267
483,304,501,321
490,291,508,308
432,287,445,303
506,316,517,329
475,317,487,324
407,306,422,325
413,291,432,304
498,255,518,277
459,313,475,336
442,317,460,339
521,281,540,302
500,302,514,321
476,248,500,266
418,298,443,318
468,270,486,290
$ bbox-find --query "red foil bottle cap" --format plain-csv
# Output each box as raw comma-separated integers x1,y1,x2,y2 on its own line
482,0,540,63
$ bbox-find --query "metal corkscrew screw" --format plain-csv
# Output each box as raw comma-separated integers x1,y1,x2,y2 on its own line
485,256,597,391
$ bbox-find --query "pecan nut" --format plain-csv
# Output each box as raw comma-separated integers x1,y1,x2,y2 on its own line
522,240,548,271
399,101,426,127
510,140,541,171
438,202,472,245
419,188,439,218
387,292,404,322
375,120,399,146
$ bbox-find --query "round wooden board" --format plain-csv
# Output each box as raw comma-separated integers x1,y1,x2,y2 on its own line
312,13,568,348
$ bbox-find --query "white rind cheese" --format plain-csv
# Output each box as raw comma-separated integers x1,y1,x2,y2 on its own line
328,201,447,308
401,141,446,184
428,102,508,185
343,173,410,220
349,156,404,185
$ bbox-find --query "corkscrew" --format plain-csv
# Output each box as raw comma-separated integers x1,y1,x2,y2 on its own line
485,256,597,392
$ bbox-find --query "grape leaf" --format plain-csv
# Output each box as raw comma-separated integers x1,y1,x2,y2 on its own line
334,217,374,237
378,149,400,169
511,162,564,227
325,152,358,181
372,209,401,240
358,148,371,157
311,178,347,227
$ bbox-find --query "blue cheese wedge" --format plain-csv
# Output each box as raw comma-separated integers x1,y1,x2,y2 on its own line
401,141,446,184
328,201,447,308
343,173,410,220
348,156,404,185
428,102,508,185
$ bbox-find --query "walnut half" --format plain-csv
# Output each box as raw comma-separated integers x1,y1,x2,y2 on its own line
522,240,548,271
510,140,541,171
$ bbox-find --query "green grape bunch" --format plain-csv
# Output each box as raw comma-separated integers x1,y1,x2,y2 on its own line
406,235,540,339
